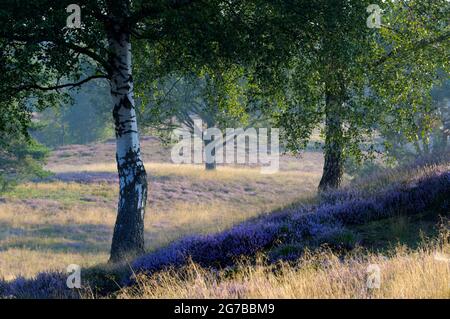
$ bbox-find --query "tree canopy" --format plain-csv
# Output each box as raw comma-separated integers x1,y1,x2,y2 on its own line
0,0,448,260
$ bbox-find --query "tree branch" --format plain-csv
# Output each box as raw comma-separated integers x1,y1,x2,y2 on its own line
0,33,111,75
13,75,108,93
61,42,112,74
372,30,450,68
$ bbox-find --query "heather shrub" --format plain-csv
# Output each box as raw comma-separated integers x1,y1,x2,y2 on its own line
1,161,448,298
0,272,78,299
132,215,285,276
118,229,450,299
323,151,450,202
131,170,449,278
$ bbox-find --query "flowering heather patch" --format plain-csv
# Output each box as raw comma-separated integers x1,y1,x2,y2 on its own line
132,213,286,273
132,170,450,276
1,165,448,298
321,160,450,204
0,272,78,299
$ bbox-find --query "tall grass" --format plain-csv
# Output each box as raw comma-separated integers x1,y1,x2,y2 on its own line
0,162,318,280
118,227,450,299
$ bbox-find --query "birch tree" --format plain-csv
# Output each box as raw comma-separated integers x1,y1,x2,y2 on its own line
140,66,253,170
0,0,247,262
250,0,450,190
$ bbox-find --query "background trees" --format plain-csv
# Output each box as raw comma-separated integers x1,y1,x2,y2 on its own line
0,0,448,262
33,78,112,147
138,66,253,170
249,0,449,190
0,128,49,193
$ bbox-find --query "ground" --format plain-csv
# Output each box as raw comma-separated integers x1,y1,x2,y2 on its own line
0,136,323,280
1,137,448,299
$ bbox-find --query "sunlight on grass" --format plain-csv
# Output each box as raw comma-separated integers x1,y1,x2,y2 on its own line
0,249,108,282
49,162,318,180
145,197,304,252
0,162,320,280
119,238,450,299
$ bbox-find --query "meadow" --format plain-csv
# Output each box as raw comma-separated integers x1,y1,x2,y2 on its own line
0,0,448,302
0,137,449,299
120,239,450,299
0,137,322,280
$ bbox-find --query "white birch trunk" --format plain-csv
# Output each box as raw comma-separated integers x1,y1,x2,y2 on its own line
107,14,148,262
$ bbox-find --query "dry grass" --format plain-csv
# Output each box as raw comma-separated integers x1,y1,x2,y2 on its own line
1,137,448,299
0,155,320,280
118,232,450,299
49,162,320,180
0,249,108,282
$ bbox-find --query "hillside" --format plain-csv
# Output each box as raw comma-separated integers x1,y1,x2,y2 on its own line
0,136,322,282
0,145,448,298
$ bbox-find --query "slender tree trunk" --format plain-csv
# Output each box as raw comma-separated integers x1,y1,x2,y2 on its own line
204,137,217,170
318,88,344,191
203,119,218,170
107,3,148,262
61,123,65,146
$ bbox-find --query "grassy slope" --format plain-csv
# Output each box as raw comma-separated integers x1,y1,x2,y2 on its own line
0,137,321,281
119,238,450,298
0,136,448,299
117,157,449,299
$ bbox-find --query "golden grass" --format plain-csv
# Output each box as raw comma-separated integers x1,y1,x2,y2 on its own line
144,199,300,252
0,249,108,281
350,162,450,194
10,181,87,192
0,203,116,227
49,162,318,180
0,162,320,280
118,238,450,299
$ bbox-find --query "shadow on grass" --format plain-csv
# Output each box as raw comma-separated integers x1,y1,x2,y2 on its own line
0,222,112,253
352,210,447,252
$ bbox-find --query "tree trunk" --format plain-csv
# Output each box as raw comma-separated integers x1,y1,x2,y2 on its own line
204,137,217,170
107,6,148,262
203,119,218,171
318,89,344,191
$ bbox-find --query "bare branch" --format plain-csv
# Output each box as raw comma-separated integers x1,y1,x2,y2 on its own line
12,75,108,93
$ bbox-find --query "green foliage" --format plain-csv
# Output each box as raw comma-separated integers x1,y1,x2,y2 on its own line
138,65,254,141
0,131,50,192
0,0,257,140
381,77,450,163
251,0,450,166
0,1,109,149
352,212,447,251
33,79,113,147
0,0,448,185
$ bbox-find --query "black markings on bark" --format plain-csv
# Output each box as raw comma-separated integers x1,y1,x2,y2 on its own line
106,2,148,262
110,148,148,262
112,96,135,138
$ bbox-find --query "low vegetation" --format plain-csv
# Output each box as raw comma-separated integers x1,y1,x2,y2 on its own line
0,139,320,281
120,235,449,299
0,147,448,299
